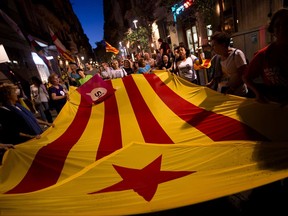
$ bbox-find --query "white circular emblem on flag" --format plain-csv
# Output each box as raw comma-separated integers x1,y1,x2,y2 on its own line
86,87,107,101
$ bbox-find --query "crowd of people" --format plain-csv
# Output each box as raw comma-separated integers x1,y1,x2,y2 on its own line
0,8,287,165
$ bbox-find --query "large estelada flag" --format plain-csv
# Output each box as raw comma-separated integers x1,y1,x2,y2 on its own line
49,27,76,63
0,71,288,215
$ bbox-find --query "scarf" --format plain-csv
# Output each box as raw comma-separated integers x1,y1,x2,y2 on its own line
4,103,43,135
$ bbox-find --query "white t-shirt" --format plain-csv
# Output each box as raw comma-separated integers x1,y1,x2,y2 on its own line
177,57,197,82
217,48,248,96
107,67,127,79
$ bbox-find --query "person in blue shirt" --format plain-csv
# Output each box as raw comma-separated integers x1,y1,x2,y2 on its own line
136,58,151,74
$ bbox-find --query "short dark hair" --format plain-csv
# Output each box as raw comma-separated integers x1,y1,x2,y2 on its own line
211,31,231,47
31,76,42,85
158,38,163,43
76,68,84,74
69,62,78,66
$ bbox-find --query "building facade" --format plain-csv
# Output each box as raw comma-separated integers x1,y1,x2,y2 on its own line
103,0,287,63
0,0,93,95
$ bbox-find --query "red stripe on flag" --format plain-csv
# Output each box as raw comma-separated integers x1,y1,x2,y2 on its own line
202,59,211,68
105,41,119,54
96,81,122,160
6,97,92,194
123,75,174,144
145,74,269,141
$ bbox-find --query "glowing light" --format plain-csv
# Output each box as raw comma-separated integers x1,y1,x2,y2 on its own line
133,20,138,29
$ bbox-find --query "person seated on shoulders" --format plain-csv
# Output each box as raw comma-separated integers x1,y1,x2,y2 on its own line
0,83,54,145
243,8,288,106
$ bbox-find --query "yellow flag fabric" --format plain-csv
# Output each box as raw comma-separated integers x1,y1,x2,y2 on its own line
1,71,288,215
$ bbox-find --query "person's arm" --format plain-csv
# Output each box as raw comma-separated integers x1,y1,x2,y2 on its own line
36,118,55,127
19,132,41,139
0,144,15,150
128,59,133,68
51,92,67,101
242,55,266,102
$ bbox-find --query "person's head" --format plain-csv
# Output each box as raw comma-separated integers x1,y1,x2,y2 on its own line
85,62,92,70
48,73,60,86
76,68,85,77
111,59,119,69
178,45,189,59
268,8,288,40
173,46,180,59
123,59,131,68
119,59,124,66
143,52,150,60
211,31,231,55
162,54,169,63
69,62,78,72
158,38,163,44
101,62,109,68
138,58,146,67
0,83,19,105
31,76,42,86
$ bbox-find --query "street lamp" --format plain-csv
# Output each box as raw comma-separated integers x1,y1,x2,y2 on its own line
133,20,138,29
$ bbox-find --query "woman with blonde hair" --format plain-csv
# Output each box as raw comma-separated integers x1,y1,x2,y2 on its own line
0,83,53,144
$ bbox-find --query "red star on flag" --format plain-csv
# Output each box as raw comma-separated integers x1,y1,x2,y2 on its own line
88,155,196,201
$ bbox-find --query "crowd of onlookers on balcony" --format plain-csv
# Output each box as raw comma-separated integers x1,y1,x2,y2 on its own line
0,8,287,164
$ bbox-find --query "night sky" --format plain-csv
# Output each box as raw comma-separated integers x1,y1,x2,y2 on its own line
71,0,104,48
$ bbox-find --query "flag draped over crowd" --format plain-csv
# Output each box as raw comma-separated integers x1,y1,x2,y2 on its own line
1,71,288,216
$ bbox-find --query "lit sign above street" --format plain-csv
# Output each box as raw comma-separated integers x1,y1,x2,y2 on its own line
171,0,194,21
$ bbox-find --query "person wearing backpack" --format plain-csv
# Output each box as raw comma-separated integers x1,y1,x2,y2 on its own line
208,31,248,97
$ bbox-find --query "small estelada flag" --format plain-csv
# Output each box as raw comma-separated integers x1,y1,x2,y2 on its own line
49,27,76,63
105,41,119,55
193,59,212,70
77,74,115,104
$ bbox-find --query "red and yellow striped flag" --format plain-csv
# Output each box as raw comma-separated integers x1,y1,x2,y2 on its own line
194,58,212,70
0,71,287,215
49,28,76,63
105,41,119,55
